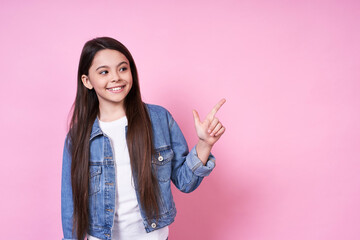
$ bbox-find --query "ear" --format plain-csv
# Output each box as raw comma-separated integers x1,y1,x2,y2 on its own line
81,74,93,90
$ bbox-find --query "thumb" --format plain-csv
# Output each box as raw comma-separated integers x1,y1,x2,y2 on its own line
192,110,201,126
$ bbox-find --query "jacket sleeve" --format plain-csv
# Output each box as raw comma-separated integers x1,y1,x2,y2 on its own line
61,136,78,240
168,112,216,193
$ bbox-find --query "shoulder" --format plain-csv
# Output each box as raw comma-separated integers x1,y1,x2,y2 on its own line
145,103,171,117
145,103,174,127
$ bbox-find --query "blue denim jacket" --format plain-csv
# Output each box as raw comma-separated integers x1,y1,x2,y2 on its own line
61,104,216,240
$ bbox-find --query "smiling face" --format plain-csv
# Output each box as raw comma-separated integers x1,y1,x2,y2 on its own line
81,49,133,113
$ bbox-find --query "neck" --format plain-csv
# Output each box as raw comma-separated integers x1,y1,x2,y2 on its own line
98,102,126,122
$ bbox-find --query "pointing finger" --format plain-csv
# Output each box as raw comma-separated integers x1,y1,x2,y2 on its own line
207,98,226,120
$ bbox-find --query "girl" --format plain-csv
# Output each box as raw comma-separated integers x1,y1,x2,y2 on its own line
61,37,225,240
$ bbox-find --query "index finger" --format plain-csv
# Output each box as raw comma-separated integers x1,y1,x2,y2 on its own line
207,98,226,120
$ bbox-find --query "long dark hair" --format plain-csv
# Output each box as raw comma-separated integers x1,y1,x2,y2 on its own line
68,37,159,239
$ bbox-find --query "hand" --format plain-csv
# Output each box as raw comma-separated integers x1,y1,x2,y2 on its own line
192,98,226,147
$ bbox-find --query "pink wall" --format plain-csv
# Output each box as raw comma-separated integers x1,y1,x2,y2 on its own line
1,0,359,239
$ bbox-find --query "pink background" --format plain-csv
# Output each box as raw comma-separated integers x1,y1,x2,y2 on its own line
1,0,359,239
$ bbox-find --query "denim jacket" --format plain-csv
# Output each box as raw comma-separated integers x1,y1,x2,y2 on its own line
61,104,216,240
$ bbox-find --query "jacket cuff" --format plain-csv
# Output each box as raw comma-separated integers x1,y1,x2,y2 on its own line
186,145,216,177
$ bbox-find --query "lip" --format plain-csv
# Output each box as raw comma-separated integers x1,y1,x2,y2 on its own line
106,85,126,93
106,85,125,89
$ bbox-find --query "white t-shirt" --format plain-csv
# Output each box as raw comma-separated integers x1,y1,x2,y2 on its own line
88,116,168,240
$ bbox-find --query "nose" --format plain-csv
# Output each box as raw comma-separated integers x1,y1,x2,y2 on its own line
111,70,121,82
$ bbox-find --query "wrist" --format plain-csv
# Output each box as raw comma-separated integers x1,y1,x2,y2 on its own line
197,139,213,151
196,139,212,165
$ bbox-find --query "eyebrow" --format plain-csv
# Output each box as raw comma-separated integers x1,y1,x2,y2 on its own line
95,61,128,71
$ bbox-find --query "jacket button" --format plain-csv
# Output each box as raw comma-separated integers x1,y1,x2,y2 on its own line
151,222,157,228
158,156,164,162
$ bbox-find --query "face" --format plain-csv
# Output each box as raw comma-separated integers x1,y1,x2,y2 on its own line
82,49,133,112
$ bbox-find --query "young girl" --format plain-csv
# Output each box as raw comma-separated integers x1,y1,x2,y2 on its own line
61,37,225,240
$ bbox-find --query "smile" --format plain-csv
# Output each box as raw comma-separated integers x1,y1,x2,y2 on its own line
109,87,122,91
106,85,125,93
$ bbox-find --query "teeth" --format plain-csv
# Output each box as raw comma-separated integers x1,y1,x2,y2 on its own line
109,87,123,91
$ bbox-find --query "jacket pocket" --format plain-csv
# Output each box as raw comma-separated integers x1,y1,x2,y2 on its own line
152,147,174,182
89,165,101,195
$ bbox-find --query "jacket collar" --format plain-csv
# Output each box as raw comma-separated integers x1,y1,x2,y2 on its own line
89,116,129,141
90,117,103,140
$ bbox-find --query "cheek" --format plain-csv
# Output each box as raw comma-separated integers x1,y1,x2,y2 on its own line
128,75,133,88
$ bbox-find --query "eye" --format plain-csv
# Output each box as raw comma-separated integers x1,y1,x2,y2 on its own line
99,70,108,75
119,67,127,72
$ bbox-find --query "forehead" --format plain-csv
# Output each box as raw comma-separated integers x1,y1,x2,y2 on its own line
91,49,129,68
